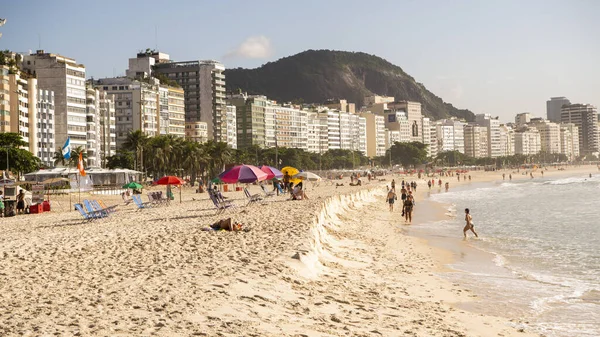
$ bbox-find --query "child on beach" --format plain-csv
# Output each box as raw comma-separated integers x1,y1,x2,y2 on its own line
386,188,397,212
463,208,478,239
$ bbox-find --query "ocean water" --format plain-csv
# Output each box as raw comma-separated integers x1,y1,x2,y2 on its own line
416,174,600,337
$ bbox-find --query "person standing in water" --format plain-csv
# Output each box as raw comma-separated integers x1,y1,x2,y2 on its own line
463,208,478,238
386,188,397,212
403,194,414,223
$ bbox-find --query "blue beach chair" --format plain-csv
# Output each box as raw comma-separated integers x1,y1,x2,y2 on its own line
133,194,152,210
75,204,100,222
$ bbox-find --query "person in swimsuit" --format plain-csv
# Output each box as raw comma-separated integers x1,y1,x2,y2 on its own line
400,187,407,216
463,208,478,238
386,188,397,212
403,194,414,223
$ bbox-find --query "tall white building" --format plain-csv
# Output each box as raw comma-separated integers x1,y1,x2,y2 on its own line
498,124,515,157
475,113,502,157
36,89,55,167
93,77,160,148
225,105,237,149
98,91,116,166
515,112,532,127
428,125,438,158
306,111,328,154
514,128,541,155
529,118,561,154
382,110,411,143
265,103,308,150
85,86,101,166
387,101,423,142
464,124,489,158
560,123,580,160
421,117,432,156
22,50,87,151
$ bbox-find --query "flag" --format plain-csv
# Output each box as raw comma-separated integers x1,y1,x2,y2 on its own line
77,152,86,176
62,137,71,160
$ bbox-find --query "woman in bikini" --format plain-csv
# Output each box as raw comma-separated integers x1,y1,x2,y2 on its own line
463,208,478,238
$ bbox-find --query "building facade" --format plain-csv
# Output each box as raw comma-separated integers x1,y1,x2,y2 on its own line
229,94,267,149
560,123,580,161
85,87,101,166
360,112,386,157
185,121,208,143
561,103,599,155
22,50,87,152
225,105,237,149
36,89,55,166
547,97,571,123
529,119,561,154
154,59,227,142
464,124,489,158
475,114,502,157
514,128,541,155
98,91,116,167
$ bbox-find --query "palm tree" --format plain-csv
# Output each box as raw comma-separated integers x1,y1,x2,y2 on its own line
182,141,209,185
207,141,233,178
122,130,149,171
52,146,86,167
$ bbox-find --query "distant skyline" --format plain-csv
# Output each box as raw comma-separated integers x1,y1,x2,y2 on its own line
1,0,598,122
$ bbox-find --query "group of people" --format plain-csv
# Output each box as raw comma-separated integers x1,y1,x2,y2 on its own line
386,179,416,223
0,190,26,217
280,172,308,200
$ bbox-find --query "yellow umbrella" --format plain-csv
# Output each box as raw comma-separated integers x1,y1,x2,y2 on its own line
281,166,301,184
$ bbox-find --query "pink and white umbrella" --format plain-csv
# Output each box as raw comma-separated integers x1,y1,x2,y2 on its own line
260,165,284,180
219,165,268,183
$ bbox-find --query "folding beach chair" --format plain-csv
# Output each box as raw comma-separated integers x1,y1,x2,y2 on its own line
209,193,235,214
75,203,101,222
83,199,109,218
96,200,118,213
133,195,152,210
244,187,263,205
260,184,275,197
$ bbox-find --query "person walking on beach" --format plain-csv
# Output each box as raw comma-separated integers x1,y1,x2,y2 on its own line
445,182,449,192
509,174,512,181
427,180,432,189
16,190,25,215
463,208,478,238
386,188,397,212
391,179,396,190
502,173,505,180
403,194,414,223
400,186,407,216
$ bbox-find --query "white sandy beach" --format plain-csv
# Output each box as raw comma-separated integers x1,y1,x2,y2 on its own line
2,165,595,336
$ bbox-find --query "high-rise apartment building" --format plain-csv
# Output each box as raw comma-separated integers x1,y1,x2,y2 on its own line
185,121,208,143
498,124,515,157
529,118,561,154
464,124,489,158
93,77,160,148
7,68,38,155
560,123,580,161
360,112,386,157
387,101,423,142
475,114,502,157
547,97,571,123
265,104,308,150
514,127,541,155
561,104,599,155
85,87,101,166
154,59,227,142
229,94,267,148
225,105,237,149
382,110,411,143
98,91,116,167
22,50,87,151
166,86,185,138
428,125,438,158
36,89,55,167
421,117,432,156
306,112,328,154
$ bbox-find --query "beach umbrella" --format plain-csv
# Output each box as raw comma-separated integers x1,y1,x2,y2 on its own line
219,164,268,183
156,176,184,185
122,181,143,189
260,165,283,180
156,176,184,203
211,177,223,184
293,171,321,181
280,166,299,176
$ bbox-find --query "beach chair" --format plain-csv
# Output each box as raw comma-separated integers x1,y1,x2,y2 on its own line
133,194,152,210
83,199,110,218
209,192,235,214
244,187,263,205
75,203,102,222
94,200,118,214
260,184,276,197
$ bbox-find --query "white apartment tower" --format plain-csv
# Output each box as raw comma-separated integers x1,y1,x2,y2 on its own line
498,124,515,157
464,124,489,158
85,86,102,166
22,50,87,152
225,105,237,149
98,91,116,166
360,112,386,157
514,128,541,155
529,119,561,154
36,89,55,167
560,123,580,160
475,114,502,157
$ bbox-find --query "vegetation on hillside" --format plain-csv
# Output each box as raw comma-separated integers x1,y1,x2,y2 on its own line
225,49,475,121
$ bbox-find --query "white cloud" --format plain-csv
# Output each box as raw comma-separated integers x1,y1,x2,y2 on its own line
225,35,272,59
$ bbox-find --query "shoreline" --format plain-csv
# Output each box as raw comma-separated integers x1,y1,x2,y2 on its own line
1,167,595,335
404,164,599,336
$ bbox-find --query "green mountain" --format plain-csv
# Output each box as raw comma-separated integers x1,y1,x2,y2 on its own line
224,49,475,121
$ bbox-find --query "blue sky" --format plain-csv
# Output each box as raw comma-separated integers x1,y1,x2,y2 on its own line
1,0,598,121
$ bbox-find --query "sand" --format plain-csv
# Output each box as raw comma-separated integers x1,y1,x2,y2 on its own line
1,165,594,336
